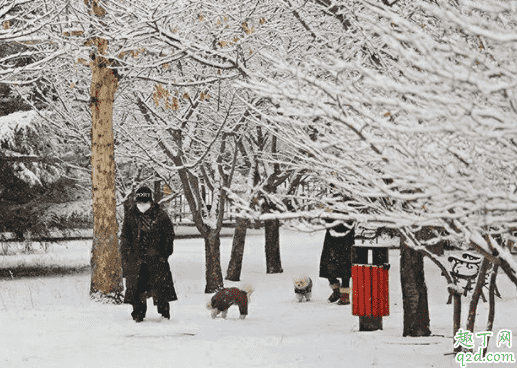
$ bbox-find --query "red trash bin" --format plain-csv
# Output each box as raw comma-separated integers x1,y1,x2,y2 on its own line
351,239,390,331
351,264,389,317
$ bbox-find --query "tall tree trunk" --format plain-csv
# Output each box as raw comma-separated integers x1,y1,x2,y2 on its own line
400,234,431,336
453,292,462,353
226,217,249,281
483,263,499,357
263,134,283,274
154,180,163,210
88,35,123,302
466,258,491,333
204,229,224,293
265,218,283,274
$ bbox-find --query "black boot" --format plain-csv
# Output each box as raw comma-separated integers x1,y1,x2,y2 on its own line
158,302,170,319
132,313,144,323
328,283,341,303
131,297,147,322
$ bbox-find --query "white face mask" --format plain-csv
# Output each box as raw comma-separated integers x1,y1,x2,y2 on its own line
136,202,151,213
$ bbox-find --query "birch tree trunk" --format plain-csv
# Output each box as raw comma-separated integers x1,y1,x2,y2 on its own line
88,34,123,302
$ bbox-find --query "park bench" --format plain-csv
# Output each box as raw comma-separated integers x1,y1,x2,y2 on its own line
446,251,501,304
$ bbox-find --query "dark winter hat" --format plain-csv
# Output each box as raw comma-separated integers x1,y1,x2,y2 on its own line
135,186,153,203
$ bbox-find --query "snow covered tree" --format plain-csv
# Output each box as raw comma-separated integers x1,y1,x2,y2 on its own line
63,0,291,292
226,140,306,281
79,0,124,302
240,0,517,341
225,119,308,279
0,110,90,242
1,0,125,301
0,1,93,243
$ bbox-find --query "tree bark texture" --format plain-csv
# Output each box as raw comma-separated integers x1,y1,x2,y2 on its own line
204,229,224,293
88,37,123,302
400,234,431,337
154,180,163,210
483,264,499,357
265,219,283,274
226,217,249,281
453,292,462,353
466,257,491,333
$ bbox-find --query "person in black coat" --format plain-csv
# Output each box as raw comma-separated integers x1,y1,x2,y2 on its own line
319,220,355,305
120,186,177,322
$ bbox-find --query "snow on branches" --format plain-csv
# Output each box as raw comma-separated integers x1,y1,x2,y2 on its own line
238,0,517,284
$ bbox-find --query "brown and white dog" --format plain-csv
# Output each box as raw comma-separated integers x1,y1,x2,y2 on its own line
294,276,313,302
207,286,253,319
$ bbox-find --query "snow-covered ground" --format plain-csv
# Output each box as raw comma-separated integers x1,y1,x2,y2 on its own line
0,229,516,368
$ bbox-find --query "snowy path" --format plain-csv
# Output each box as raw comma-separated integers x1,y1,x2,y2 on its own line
1,230,515,367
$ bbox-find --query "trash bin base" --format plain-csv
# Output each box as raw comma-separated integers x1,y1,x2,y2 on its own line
359,316,383,331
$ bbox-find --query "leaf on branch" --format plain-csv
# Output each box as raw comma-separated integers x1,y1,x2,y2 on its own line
3,21,10,30
171,97,179,111
163,184,173,196
384,112,391,117
183,92,189,100
259,18,266,24
242,22,255,35
70,83,75,89
218,40,228,48
153,83,171,107
163,63,170,69
199,14,205,21
87,0,106,17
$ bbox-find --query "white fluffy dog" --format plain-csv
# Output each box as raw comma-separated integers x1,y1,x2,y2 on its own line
294,276,313,302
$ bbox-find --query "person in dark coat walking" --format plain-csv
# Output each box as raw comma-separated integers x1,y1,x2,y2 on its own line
319,219,355,305
120,186,177,322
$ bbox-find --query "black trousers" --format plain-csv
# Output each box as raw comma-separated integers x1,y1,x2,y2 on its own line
131,264,169,318
131,298,169,318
